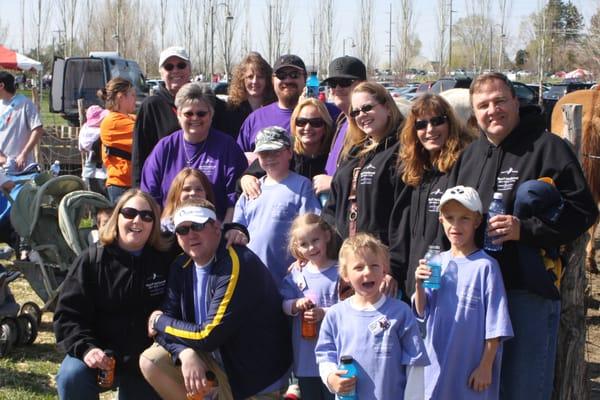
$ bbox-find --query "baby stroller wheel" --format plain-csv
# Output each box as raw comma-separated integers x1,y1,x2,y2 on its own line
0,317,18,357
16,313,38,346
20,301,42,325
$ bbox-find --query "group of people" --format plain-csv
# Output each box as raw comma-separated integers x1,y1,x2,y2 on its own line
1,44,597,400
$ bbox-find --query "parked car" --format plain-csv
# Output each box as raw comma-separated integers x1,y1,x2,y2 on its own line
512,81,539,106
146,79,164,94
416,81,435,93
542,81,593,125
430,77,473,94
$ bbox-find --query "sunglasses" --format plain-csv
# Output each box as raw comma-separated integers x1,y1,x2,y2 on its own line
175,221,213,235
349,103,378,118
183,110,210,119
274,70,302,80
327,79,355,89
414,115,447,130
119,207,154,222
163,62,188,71
295,117,325,128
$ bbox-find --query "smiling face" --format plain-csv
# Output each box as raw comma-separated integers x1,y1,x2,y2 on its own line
330,79,360,113
257,147,292,180
351,91,390,140
177,100,213,141
273,67,305,108
416,112,449,156
179,175,207,203
342,250,386,305
293,224,331,267
244,66,266,99
160,56,191,96
296,105,326,153
439,200,482,256
176,219,221,265
472,78,520,145
117,196,153,252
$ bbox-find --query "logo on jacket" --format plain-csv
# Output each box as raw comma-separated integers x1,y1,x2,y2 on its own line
359,163,377,185
498,167,519,191
428,188,444,212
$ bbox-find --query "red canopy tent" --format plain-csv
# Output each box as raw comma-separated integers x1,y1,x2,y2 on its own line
0,45,42,72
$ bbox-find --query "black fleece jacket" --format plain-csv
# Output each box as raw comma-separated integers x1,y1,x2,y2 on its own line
451,105,598,293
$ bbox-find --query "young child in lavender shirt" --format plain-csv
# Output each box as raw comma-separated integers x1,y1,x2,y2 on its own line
413,186,513,399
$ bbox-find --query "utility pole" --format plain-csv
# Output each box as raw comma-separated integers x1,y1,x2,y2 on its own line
448,0,453,72
387,3,392,72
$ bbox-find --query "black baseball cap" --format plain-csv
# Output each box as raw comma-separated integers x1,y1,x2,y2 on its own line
273,54,306,74
320,56,367,85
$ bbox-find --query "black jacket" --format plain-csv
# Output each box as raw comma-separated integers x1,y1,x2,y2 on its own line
154,241,292,399
53,243,171,371
451,105,598,295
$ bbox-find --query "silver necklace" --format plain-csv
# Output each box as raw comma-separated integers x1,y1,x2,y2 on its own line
182,132,209,166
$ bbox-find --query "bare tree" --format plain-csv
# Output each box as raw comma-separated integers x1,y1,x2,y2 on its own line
31,0,53,60
316,0,335,75
453,0,491,73
177,0,195,58
579,7,600,76
435,0,449,75
395,0,417,80
21,0,26,53
159,0,168,51
356,0,375,74
58,0,78,57
215,0,240,78
240,0,252,56
0,16,8,45
263,0,292,65
496,0,512,70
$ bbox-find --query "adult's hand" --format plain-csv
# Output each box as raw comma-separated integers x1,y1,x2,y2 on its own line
312,174,333,195
15,153,26,170
380,274,398,298
240,175,261,200
487,214,520,243
147,310,163,337
179,348,209,397
224,228,249,247
83,347,112,370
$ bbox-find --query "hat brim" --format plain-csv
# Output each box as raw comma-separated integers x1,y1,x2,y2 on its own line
174,206,216,228
254,142,288,153
274,64,306,73
320,74,361,85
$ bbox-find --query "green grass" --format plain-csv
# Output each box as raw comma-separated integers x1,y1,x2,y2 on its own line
16,89,65,126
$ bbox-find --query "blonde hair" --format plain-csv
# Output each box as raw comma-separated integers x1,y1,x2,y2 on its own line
99,189,168,251
340,82,403,161
398,93,473,186
338,233,390,278
288,213,337,261
290,98,334,155
161,168,216,221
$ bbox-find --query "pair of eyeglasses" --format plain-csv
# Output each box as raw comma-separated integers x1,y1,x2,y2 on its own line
414,115,447,130
274,70,302,80
295,117,325,128
163,62,187,71
175,221,212,235
327,79,355,89
119,207,154,222
183,110,209,119
349,103,378,118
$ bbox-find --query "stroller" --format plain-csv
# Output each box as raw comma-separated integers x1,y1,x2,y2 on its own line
9,174,112,324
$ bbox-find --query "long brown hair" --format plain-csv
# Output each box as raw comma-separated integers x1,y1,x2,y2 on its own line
340,81,403,161
97,77,133,111
290,98,334,156
228,52,276,108
161,168,216,221
398,93,473,186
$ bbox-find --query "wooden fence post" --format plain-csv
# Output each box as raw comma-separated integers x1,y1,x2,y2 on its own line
552,103,589,400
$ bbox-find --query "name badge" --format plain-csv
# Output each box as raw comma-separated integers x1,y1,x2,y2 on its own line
368,316,391,335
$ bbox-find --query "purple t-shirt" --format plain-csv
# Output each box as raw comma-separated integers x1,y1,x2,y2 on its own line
140,128,248,221
237,102,341,152
414,250,514,400
324,119,349,175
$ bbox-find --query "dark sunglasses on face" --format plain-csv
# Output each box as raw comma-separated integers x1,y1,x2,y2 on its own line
295,117,326,128
327,79,355,89
349,103,378,118
183,110,209,119
414,115,448,130
274,70,302,80
163,62,188,71
175,221,213,235
119,207,154,222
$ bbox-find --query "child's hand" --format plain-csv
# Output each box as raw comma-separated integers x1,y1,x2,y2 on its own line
303,306,325,322
415,259,431,286
295,297,315,312
327,370,357,395
468,364,492,392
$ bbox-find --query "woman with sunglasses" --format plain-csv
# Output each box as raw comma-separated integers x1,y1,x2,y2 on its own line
141,82,248,223
54,189,172,399
98,77,137,204
224,52,276,138
239,98,334,199
321,81,405,293
395,93,473,298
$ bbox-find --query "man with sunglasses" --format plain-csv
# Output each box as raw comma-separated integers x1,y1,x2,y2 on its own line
140,199,292,399
312,56,367,197
237,54,340,162
451,72,598,400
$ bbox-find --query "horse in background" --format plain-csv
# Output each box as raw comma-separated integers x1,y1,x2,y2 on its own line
551,88,600,273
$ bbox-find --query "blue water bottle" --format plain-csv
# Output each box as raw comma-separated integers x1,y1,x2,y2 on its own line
422,245,442,290
50,160,61,177
484,192,505,252
306,71,320,98
338,355,358,400
318,190,330,207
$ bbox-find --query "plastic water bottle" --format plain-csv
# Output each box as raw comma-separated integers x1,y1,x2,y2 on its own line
422,245,442,290
338,355,358,400
50,160,61,177
318,191,330,207
306,71,320,98
484,192,505,252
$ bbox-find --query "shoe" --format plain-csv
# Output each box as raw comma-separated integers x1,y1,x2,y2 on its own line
283,384,301,400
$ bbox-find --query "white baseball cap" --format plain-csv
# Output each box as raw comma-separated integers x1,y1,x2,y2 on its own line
159,46,190,69
173,206,217,228
439,185,483,214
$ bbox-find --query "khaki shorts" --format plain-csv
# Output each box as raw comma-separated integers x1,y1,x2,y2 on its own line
140,343,233,400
